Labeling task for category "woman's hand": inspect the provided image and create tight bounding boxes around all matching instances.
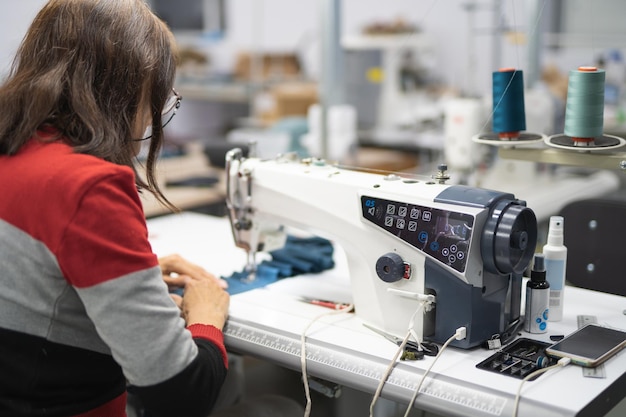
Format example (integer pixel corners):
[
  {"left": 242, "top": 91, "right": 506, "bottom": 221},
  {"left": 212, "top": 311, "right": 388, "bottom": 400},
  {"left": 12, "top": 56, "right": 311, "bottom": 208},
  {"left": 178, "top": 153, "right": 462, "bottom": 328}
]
[
  {"left": 159, "top": 254, "right": 228, "bottom": 290},
  {"left": 182, "top": 277, "right": 230, "bottom": 330},
  {"left": 158, "top": 254, "right": 230, "bottom": 329}
]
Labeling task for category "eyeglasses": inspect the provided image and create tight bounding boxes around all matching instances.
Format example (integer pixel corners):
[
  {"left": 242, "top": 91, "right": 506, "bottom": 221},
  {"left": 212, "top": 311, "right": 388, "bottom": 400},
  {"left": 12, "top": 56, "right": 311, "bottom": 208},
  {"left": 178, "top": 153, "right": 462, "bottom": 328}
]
[{"left": 135, "top": 88, "right": 182, "bottom": 141}]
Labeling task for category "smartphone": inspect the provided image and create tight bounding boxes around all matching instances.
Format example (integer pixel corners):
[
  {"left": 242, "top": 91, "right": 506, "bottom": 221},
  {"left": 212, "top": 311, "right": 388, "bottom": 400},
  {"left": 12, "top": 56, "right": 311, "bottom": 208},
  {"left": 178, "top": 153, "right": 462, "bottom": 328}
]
[{"left": 545, "top": 324, "right": 626, "bottom": 367}]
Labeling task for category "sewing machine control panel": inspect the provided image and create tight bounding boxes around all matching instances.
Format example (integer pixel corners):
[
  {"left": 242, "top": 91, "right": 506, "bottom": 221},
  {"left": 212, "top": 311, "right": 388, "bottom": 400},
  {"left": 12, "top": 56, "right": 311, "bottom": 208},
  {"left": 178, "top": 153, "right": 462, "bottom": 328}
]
[{"left": 361, "top": 195, "right": 474, "bottom": 273}]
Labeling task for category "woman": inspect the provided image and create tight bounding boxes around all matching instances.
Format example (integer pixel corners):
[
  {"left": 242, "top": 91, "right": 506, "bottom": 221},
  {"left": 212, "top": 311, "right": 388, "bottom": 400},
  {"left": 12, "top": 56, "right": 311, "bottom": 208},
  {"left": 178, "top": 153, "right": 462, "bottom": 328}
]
[{"left": 0, "top": 1, "right": 230, "bottom": 416}]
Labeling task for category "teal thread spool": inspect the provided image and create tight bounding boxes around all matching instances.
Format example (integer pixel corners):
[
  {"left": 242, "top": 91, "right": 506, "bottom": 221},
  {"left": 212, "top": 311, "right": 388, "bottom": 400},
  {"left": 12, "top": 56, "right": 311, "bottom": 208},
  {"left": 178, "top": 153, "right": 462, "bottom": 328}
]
[
  {"left": 474, "top": 67, "right": 544, "bottom": 146},
  {"left": 564, "top": 66, "right": 605, "bottom": 143},
  {"left": 492, "top": 68, "right": 526, "bottom": 139}
]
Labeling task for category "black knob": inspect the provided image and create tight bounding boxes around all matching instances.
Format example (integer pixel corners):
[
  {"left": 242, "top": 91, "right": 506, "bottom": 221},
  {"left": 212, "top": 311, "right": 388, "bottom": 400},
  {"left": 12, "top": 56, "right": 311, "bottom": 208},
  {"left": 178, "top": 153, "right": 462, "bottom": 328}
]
[
  {"left": 376, "top": 253, "right": 406, "bottom": 283},
  {"left": 510, "top": 230, "right": 528, "bottom": 251}
]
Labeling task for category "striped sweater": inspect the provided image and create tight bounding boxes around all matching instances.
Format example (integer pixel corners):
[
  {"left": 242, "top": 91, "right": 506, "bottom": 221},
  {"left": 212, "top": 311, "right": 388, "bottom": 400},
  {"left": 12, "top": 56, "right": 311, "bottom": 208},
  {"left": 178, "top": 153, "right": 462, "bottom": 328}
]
[{"left": 0, "top": 136, "right": 228, "bottom": 417}]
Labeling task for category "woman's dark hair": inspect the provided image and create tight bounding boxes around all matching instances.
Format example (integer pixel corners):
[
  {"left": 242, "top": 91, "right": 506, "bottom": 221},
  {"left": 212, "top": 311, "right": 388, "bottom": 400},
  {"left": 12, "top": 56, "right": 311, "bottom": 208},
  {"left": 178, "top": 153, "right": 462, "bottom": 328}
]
[{"left": 0, "top": 0, "right": 178, "bottom": 209}]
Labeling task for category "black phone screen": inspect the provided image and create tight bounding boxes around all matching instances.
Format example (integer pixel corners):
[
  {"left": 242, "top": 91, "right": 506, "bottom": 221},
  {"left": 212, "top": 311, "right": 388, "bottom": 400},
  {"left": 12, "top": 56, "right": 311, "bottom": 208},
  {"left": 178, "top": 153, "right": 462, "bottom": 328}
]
[{"left": 548, "top": 324, "right": 626, "bottom": 361}]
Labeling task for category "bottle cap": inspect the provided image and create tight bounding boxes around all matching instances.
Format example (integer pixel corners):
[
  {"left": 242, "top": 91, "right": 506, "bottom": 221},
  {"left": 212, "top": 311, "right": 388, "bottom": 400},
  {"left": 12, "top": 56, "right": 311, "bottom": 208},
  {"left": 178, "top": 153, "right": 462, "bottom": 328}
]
[{"left": 531, "top": 253, "right": 547, "bottom": 282}]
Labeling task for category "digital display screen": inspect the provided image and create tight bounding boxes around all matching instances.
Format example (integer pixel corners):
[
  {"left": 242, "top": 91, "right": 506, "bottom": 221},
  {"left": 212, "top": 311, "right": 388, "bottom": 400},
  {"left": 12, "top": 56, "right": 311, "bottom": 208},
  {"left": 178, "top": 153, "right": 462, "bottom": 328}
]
[{"left": 361, "top": 195, "right": 474, "bottom": 273}]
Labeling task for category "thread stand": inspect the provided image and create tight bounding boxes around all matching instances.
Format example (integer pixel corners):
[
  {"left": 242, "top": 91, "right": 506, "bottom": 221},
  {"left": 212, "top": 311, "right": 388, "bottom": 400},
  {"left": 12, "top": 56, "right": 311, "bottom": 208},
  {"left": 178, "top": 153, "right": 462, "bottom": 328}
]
[
  {"left": 499, "top": 66, "right": 626, "bottom": 171},
  {"left": 545, "top": 133, "right": 626, "bottom": 152},
  {"left": 498, "top": 146, "right": 626, "bottom": 172},
  {"left": 473, "top": 131, "right": 545, "bottom": 147}
]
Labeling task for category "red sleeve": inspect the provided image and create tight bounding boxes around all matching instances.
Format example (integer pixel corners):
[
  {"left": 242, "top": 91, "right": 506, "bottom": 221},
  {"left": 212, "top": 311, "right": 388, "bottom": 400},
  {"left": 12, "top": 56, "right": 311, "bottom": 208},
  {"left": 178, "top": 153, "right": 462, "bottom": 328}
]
[{"left": 187, "top": 324, "right": 229, "bottom": 369}]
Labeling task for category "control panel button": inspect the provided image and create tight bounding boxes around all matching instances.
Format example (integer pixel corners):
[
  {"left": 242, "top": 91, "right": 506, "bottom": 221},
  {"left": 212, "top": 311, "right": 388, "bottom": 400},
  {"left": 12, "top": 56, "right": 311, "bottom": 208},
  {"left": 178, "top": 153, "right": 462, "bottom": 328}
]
[{"left": 361, "top": 196, "right": 474, "bottom": 273}]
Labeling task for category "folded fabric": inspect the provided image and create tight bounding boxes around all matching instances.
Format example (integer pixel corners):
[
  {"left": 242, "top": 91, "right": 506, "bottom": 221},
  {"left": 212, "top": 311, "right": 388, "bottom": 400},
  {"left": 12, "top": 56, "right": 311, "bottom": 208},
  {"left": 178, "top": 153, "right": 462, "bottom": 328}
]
[
  {"left": 222, "top": 264, "right": 281, "bottom": 295},
  {"left": 222, "top": 234, "right": 335, "bottom": 295}
]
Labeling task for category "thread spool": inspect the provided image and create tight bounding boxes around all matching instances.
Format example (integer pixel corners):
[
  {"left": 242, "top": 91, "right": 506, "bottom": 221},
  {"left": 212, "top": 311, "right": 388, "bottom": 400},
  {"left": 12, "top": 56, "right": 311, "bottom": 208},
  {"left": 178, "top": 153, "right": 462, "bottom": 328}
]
[
  {"left": 493, "top": 68, "right": 526, "bottom": 140},
  {"left": 473, "top": 68, "right": 544, "bottom": 146},
  {"left": 545, "top": 66, "right": 625, "bottom": 151},
  {"left": 565, "top": 66, "right": 605, "bottom": 145}
]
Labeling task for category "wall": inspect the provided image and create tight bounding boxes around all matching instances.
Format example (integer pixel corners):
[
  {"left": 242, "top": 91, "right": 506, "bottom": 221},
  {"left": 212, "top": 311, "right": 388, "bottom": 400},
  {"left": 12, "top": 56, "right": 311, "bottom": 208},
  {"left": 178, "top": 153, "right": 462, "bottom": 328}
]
[
  {"left": 0, "top": 0, "right": 500, "bottom": 96},
  {"left": 3, "top": 1, "right": 624, "bottom": 103},
  {"left": 0, "top": 0, "right": 46, "bottom": 78},
  {"left": 174, "top": 0, "right": 537, "bottom": 97}
]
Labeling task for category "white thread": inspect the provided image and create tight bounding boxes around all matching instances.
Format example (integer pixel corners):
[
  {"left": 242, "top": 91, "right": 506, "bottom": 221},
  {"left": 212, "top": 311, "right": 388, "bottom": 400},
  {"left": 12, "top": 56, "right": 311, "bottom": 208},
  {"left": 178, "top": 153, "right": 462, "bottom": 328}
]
[
  {"left": 300, "top": 303, "right": 354, "bottom": 417},
  {"left": 479, "top": 0, "right": 549, "bottom": 135}
]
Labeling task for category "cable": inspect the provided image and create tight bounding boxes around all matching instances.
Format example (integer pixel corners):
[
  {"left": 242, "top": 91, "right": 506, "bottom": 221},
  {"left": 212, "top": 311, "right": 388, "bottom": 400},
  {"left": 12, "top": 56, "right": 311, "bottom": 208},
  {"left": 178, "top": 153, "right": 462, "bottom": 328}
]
[
  {"left": 512, "top": 357, "right": 571, "bottom": 417},
  {"left": 300, "top": 303, "right": 354, "bottom": 417},
  {"left": 368, "top": 301, "right": 430, "bottom": 417},
  {"left": 369, "top": 329, "right": 413, "bottom": 417},
  {"left": 403, "top": 327, "right": 467, "bottom": 417}
]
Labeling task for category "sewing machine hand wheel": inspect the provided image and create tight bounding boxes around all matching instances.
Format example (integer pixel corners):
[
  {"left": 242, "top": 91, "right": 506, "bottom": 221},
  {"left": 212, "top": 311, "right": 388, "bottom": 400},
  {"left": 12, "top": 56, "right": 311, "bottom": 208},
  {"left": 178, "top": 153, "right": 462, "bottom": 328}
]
[{"left": 481, "top": 200, "right": 537, "bottom": 275}]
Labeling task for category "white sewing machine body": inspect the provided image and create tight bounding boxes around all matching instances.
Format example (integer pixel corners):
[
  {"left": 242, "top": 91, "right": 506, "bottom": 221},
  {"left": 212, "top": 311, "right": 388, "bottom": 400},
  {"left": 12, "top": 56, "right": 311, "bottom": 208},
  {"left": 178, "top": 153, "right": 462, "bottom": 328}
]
[{"left": 226, "top": 150, "right": 537, "bottom": 348}]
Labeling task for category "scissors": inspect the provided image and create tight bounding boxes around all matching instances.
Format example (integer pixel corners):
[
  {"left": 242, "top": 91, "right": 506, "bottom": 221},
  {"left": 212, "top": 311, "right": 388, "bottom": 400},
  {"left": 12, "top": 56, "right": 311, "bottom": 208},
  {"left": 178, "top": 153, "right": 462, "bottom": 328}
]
[{"left": 363, "top": 323, "right": 439, "bottom": 360}]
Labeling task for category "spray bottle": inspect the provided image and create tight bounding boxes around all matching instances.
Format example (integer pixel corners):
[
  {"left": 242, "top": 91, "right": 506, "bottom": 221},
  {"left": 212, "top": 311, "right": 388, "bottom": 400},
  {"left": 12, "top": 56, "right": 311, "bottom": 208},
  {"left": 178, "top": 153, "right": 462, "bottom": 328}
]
[
  {"left": 524, "top": 254, "right": 550, "bottom": 333},
  {"left": 543, "top": 216, "right": 567, "bottom": 321}
]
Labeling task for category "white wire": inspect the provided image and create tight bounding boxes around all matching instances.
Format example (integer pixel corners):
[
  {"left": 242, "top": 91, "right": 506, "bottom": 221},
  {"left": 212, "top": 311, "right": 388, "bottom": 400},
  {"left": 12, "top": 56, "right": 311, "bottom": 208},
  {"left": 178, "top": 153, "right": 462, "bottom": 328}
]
[
  {"left": 512, "top": 357, "right": 571, "bottom": 417},
  {"left": 368, "top": 301, "right": 428, "bottom": 417},
  {"left": 300, "top": 303, "right": 354, "bottom": 417},
  {"left": 369, "top": 330, "right": 412, "bottom": 417},
  {"left": 402, "top": 331, "right": 459, "bottom": 417}
]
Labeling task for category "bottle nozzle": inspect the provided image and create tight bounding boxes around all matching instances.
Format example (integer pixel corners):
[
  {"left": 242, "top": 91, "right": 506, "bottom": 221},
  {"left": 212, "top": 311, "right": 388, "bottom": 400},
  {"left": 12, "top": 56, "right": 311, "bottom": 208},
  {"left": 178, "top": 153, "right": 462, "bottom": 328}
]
[
  {"left": 547, "top": 216, "right": 564, "bottom": 246},
  {"left": 531, "top": 253, "right": 546, "bottom": 282},
  {"left": 533, "top": 253, "right": 545, "bottom": 272}
]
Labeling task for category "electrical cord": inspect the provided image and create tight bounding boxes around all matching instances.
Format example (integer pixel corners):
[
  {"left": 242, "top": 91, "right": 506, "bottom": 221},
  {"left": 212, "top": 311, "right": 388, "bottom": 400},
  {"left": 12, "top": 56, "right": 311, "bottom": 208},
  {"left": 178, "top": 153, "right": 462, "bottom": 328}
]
[
  {"left": 369, "top": 330, "right": 413, "bottom": 417},
  {"left": 512, "top": 357, "right": 571, "bottom": 417},
  {"left": 300, "top": 303, "right": 354, "bottom": 417},
  {"left": 369, "top": 301, "right": 430, "bottom": 417},
  {"left": 483, "top": 318, "right": 524, "bottom": 350},
  {"left": 403, "top": 326, "right": 467, "bottom": 417}
]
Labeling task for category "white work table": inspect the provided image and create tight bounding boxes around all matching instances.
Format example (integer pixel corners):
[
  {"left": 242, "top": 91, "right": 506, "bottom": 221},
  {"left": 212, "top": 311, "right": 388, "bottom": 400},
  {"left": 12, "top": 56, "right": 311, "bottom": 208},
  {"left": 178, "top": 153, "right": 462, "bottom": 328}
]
[{"left": 147, "top": 212, "right": 626, "bottom": 417}]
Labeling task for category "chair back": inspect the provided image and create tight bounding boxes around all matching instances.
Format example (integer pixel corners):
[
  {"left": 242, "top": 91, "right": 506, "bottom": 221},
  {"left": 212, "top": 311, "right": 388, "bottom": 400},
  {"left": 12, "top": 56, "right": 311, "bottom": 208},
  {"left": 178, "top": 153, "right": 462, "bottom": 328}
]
[{"left": 559, "top": 198, "right": 626, "bottom": 297}]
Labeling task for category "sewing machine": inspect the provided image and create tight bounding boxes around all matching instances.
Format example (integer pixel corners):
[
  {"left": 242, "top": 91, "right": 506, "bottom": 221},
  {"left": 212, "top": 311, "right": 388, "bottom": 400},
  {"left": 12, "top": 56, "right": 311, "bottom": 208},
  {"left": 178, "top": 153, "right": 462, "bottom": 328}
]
[{"left": 225, "top": 149, "right": 537, "bottom": 348}]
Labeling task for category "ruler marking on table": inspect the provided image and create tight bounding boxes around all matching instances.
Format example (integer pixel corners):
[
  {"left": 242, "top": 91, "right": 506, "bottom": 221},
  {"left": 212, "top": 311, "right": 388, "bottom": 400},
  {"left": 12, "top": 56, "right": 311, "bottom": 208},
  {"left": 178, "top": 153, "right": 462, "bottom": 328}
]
[{"left": 225, "top": 318, "right": 506, "bottom": 415}]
